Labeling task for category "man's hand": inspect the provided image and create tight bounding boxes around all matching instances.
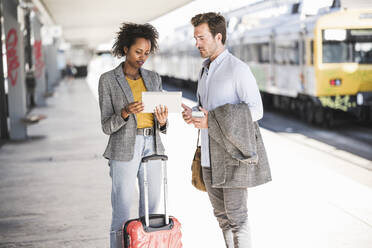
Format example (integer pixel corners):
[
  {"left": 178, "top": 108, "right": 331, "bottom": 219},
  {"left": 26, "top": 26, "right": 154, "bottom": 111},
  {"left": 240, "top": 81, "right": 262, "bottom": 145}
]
[
  {"left": 155, "top": 105, "right": 168, "bottom": 127},
  {"left": 181, "top": 103, "right": 193, "bottom": 124},
  {"left": 192, "top": 107, "right": 208, "bottom": 129}
]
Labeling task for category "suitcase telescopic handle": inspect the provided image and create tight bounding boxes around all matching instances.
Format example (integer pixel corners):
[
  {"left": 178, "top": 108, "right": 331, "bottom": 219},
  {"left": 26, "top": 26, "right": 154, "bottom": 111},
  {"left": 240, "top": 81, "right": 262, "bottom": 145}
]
[
  {"left": 141, "top": 154, "right": 168, "bottom": 163},
  {"left": 142, "top": 154, "right": 169, "bottom": 227}
]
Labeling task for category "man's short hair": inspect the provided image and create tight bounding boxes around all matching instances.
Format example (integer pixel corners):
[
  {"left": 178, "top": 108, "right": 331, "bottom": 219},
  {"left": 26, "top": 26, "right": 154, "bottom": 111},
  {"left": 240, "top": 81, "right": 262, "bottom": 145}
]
[{"left": 191, "top": 12, "right": 226, "bottom": 44}]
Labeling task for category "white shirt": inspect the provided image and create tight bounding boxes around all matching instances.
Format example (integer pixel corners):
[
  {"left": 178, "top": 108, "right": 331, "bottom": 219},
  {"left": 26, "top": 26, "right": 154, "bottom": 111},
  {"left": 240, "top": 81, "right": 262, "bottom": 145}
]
[{"left": 197, "top": 49, "right": 263, "bottom": 167}]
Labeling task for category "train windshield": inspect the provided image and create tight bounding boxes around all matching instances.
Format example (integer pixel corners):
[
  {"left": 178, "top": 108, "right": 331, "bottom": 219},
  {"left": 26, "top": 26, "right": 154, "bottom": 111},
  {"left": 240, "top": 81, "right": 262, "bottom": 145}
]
[{"left": 322, "top": 29, "right": 372, "bottom": 64}]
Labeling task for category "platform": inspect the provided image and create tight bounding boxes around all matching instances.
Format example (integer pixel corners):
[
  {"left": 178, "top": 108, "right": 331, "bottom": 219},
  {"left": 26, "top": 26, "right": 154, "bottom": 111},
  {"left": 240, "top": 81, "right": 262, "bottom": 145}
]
[{"left": 0, "top": 78, "right": 371, "bottom": 248}]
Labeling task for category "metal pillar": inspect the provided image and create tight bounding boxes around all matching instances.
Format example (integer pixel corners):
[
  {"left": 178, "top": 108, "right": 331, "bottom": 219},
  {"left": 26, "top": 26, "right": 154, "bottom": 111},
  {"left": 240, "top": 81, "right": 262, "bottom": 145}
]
[
  {"left": 0, "top": 0, "right": 9, "bottom": 139},
  {"left": 32, "top": 15, "right": 46, "bottom": 106},
  {"left": 45, "top": 43, "right": 59, "bottom": 93},
  {"left": 44, "top": 44, "right": 54, "bottom": 93},
  {"left": 24, "top": 9, "right": 32, "bottom": 69},
  {"left": 24, "top": 8, "right": 36, "bottom": 109},
  {"left": 3, "top": 0, "right": 27, "bottom": 140}
]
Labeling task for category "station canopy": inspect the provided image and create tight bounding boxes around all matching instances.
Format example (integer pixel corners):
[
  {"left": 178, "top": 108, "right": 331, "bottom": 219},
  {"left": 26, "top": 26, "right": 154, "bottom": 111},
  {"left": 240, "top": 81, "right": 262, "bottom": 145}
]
[{"left": 32, "top": 0, "right": 193, "bottom": 48}]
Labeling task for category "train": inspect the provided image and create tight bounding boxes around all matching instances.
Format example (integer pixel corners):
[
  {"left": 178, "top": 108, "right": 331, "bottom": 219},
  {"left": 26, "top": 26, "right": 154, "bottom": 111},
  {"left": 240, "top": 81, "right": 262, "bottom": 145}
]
[{"left": 146, "top": 0, "right": 372, "bottom": 126}]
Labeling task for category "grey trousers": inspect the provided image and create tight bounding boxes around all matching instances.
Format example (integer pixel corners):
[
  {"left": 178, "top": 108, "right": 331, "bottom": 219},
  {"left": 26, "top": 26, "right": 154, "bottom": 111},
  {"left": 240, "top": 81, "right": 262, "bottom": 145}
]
[{"left": 202, "top": 167, "right": 251, "bottom": 248}]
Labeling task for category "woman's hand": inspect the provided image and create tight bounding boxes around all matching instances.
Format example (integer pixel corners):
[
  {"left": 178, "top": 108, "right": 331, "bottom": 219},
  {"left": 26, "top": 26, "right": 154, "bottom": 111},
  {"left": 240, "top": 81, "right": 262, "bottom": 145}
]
[
  {"left": 155, "top": 105, "right": 168, "bottom": 127},
  {"left": 121, "top": 101, "right": 144, "bottom": 119}
]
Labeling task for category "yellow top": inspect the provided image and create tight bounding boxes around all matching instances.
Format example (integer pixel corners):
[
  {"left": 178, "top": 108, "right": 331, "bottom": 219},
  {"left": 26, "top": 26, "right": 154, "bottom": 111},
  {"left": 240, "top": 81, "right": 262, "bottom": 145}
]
[{"left": 126, "top": 77, "right": 154, "bottom": 128}]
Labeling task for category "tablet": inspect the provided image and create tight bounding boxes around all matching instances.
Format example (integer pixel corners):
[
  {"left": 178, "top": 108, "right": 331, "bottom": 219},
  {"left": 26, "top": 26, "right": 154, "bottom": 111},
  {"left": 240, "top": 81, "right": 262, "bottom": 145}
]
[{"left": 142, "top": 91, "right": 182, "bottom": 113}]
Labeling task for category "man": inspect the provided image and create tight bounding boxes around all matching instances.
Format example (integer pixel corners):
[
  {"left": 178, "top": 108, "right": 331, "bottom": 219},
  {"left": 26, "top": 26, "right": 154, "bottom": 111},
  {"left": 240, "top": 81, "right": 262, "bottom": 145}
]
[{"left": 182, "top": 12, "right": 271, "bottom": 248}]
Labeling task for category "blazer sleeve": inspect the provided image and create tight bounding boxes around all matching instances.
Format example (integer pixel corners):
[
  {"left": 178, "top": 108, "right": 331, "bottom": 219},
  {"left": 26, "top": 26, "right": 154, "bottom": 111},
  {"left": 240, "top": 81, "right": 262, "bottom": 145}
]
[
  {"left": 155, "top": 72, "right": 168, "bottom": 134},
  {"left": 98, "top": 74, "right": 128, "bottom": 135}
]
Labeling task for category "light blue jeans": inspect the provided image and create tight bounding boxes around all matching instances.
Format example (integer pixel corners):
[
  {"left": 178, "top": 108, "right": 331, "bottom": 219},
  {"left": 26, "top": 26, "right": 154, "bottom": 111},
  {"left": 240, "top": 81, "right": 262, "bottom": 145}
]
[{"left": 109, "top": 135, "right": 162, "bottom": 248}]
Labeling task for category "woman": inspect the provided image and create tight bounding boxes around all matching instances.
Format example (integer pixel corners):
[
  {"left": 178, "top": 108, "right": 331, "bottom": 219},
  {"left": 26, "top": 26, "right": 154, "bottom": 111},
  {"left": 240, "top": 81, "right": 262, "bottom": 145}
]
[{"left": 98, "top": 23, "right": 168, "bottom": 248}]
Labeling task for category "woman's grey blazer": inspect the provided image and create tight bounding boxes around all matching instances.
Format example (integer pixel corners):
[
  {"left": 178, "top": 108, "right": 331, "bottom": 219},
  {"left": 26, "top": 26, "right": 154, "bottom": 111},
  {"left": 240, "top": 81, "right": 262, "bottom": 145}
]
[{"left": 98, "top": 62, "right": 167, "bottom": 161}]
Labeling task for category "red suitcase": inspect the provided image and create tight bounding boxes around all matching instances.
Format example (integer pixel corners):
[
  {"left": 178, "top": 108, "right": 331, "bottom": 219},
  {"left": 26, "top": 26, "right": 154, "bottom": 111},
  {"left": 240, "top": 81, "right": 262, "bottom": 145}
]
[{"left": 123, "top": 155, "right": 182, "bottom": 248}]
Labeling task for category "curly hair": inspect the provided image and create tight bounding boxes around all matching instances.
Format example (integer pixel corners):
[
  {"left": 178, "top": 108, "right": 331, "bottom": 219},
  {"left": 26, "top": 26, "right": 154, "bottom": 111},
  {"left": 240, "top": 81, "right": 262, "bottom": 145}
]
[
  {"left": 191, "top": 12, "right": 226, "bottom": 44},
  {"left": 112, "top": 23, "right": 159, "bottom": 58}
]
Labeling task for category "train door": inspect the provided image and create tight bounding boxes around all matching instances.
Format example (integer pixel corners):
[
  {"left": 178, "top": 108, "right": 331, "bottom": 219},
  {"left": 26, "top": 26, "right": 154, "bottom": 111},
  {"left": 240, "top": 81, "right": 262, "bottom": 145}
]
[
  {"left": 269, "top": 33, "right": 275, "bottom": 88},
  {"left": 299, "top": 32, "right": 306, "bottom": 94},
  {"left": 273, "top": 34, "right": 301, "bottom": 97},
  {"left": 304, "top": 38, "right": 316, "bottom": 96}
]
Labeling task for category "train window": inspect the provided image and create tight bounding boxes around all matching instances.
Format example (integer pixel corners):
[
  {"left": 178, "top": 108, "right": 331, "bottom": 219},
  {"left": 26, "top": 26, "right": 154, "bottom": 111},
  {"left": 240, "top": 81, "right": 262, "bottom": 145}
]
[
  {"left": 239, "top": 44, "right": 247, "bottom": 62},
  {"left": 301, "top": 41, "right": 305, "bottom": 65},
  {"left": 236, "top": 43, "right": 269, "bottom": 63},
  {"left": 230, "top": 45, "right": 240, "bottom": 59},
  {"left": 258, "top": 43, "right": 270, "bottom": 63},
  {"left": 246, "top": 44, "right": 260, "bottom": 62},
  {"left": 354, "top": 43, "right": 372, "bottom": 64},
  {"left": 291, "top": 3, "right": 300, "bottom": 14},
  {"left": 322, "top": 41, "right": 349, "bottom": 63},
  {"left": 274, "top": 40, "right": 299, "bottom": 65},
  {"left": 322, "top": 29, "right": 372, "bottom": 64}
]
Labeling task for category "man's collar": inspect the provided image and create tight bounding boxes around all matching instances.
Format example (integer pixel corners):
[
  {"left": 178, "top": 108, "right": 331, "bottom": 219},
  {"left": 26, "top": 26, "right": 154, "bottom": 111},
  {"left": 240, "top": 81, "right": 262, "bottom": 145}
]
[
  {"left": 202, "top": 59, "right": 211, "bottom": 68},
  {"left": 202, "top": 49, "right": 229, "bottom": 68},
  {"left": 213, "top": 49, "right": 229, "bottom": 65}
]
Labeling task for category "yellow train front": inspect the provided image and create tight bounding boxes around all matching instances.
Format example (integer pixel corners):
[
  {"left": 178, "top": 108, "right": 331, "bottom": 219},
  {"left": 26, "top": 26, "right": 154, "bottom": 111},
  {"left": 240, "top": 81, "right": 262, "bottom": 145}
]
[
  {"left": 232, "top": 7, "right": 372, "bottom": 126},
  {"left": 315, "top": 9, "right": 372, "bottom": 124}
]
